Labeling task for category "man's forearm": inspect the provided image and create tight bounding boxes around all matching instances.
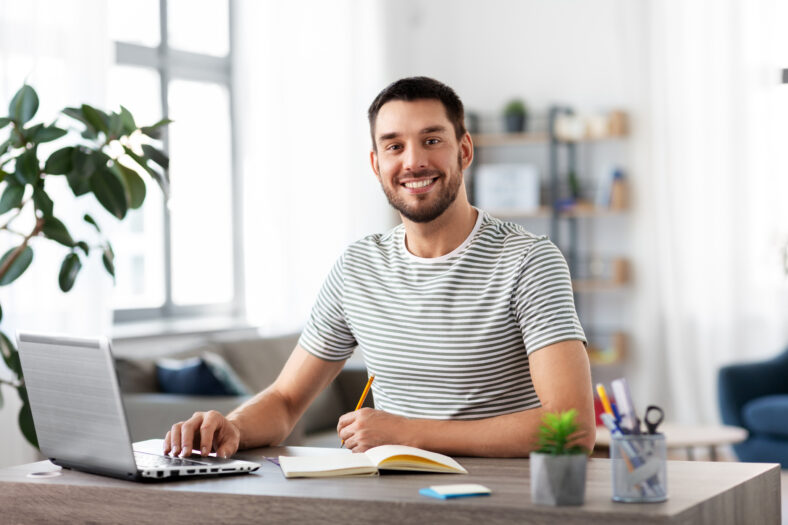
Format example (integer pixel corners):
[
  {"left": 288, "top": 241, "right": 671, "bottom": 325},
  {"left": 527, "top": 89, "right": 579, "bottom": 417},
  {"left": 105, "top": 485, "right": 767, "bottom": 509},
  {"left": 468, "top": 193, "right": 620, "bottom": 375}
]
[
  {"left": 226, "top": 387, "right": 297, "bottom": 449},
  {"left": 403, "top": 404, "right": 595, "bottom": 457}
]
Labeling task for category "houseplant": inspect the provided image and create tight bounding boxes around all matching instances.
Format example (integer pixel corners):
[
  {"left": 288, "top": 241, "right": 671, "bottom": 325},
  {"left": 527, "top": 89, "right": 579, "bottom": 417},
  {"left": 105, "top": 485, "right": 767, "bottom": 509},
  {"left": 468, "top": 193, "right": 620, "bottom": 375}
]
[
  {"left": 503, "top": 98, "right": 528, "bottom": 133},
  {"left": 0, "top": 84, "right": 171, "bottom": 448},
  {"left": 530, "top": 408, "right": 589, "bottom": 506}
]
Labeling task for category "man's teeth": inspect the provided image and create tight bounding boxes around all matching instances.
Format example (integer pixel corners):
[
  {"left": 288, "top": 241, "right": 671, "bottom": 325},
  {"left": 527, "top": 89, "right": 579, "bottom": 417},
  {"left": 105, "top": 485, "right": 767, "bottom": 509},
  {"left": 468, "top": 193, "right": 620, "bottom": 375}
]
[{"left": 404, "top": 179, "right": 434, "bottom": 189}]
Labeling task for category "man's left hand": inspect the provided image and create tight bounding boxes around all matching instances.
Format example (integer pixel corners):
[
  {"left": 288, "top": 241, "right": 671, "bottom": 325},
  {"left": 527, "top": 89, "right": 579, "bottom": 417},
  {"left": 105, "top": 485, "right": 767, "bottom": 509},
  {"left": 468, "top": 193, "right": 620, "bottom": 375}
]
[{"left": 337, "top": 408, "right": 411, "bottom": 452}]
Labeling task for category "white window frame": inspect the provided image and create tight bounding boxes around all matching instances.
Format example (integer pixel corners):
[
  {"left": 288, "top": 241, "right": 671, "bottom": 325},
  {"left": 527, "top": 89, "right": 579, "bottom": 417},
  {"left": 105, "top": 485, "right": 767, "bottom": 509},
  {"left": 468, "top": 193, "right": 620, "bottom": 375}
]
[{"left": 112, "top": 0, "right": 245, "bottom": 324}]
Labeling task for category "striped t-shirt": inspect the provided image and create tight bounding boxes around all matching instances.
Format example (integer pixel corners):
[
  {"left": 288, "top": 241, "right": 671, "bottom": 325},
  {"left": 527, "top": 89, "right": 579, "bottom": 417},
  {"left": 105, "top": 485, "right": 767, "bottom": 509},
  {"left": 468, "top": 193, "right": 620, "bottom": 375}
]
[{"left": 299, "top": 209, "right": 586, "bottom": 420}]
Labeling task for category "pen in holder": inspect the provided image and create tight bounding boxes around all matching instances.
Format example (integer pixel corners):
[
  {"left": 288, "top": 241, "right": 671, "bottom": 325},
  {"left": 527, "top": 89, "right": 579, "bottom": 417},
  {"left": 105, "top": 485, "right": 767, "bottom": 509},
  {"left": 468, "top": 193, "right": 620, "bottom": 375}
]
[{"left": 610, "top": 433, "right": 667, "bottom": 503}]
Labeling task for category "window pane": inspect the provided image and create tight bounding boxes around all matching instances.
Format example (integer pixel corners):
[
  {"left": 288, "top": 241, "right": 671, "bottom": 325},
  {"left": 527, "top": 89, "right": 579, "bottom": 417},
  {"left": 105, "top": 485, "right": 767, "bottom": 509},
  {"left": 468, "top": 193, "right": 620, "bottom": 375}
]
[
  {"left": 168, "top": 0, "right": 229, "bottom": 56},
  {"left": 108, "top": 0, "right": 160, "bottom": 47},
  {"left": 168, "top": 80, "right": 233, "bottom": 305},
  {"left": 106, "top": 65, "right": 166, "bottom": 309}
]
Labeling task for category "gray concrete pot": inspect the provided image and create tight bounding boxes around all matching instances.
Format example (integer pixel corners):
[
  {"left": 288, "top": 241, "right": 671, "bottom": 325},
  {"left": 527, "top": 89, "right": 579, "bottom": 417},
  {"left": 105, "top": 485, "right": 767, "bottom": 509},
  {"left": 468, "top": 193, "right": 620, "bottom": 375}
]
[{"left": 530, "top": 452, "right": 587, "bottom": 506}]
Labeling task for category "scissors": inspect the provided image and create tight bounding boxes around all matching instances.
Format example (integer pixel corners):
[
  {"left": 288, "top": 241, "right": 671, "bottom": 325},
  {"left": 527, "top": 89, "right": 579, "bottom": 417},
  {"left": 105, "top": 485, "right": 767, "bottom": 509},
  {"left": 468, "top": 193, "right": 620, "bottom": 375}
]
[{"left": 643, "top": 405, "right": 665, "bottom": 434}]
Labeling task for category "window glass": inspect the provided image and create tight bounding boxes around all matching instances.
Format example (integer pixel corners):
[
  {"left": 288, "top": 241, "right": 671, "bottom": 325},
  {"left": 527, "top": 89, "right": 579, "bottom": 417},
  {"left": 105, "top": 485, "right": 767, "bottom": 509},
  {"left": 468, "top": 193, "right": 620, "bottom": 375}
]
[
  {"left": 106, "top": 65, "right": 166, "bottom": 309},
  {"left": 168, "top": 0, "right": 229, "bottom": 56},
  {"left": 168, "top": 79, "right": 233, "bottom": 305}
]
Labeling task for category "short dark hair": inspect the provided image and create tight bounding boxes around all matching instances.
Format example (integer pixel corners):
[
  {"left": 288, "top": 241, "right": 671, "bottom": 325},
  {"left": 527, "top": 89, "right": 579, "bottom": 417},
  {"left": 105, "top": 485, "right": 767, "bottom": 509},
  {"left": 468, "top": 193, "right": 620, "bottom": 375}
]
[{"left": 367, "top": 76, "right": 466, "bottom": 151}]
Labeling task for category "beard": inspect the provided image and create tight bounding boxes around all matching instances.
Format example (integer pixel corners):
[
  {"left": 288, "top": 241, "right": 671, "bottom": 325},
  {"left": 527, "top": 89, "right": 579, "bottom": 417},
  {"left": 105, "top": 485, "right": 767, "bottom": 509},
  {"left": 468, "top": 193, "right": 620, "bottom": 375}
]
[{"left": 378, "top": 153, "right": 464, "bottom": 223}]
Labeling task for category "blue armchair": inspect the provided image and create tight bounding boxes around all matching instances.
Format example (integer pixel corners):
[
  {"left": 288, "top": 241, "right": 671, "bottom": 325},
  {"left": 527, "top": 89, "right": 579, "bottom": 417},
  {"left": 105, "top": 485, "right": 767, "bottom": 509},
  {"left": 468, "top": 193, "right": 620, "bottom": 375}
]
[{"left": 718, "top": 346, "right": 788, "bottom": 467}]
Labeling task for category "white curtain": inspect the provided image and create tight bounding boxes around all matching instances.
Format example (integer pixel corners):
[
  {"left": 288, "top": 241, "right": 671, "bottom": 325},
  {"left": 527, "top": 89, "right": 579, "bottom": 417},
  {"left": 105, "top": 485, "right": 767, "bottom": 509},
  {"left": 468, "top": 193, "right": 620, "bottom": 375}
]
[
  {"left": 234, "top": 0, "right": 395, "bottom": 334},
  {"left": 0, "top": 0, "right": 110, "bottom": 467},
  {"left": 630, "top": 0, "right": 788, "bottom": 423}
]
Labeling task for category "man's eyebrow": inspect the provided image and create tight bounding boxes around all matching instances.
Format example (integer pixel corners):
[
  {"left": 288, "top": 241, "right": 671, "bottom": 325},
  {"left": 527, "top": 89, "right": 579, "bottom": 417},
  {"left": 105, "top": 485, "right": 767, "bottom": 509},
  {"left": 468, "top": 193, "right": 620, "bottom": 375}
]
[
  {"left": 420, "top": 125, "right": 448, "bottom": 134},
  {"left": 377, "top": 131, "right": 400, "bottom": 142}
]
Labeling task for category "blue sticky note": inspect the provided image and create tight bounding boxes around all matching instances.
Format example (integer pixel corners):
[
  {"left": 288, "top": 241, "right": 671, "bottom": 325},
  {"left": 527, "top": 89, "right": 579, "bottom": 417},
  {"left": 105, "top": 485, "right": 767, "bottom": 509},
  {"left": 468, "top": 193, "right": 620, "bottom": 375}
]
[{"left": 419, "top": 484, "right": 492, "bottom": 499}]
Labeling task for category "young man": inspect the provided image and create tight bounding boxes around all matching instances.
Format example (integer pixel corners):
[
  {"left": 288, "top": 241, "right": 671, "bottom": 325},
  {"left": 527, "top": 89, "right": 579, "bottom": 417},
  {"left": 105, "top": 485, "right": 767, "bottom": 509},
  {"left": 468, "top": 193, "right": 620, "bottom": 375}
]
[{"left": 164, "top": 77, "right": 594, "bottom": 458}]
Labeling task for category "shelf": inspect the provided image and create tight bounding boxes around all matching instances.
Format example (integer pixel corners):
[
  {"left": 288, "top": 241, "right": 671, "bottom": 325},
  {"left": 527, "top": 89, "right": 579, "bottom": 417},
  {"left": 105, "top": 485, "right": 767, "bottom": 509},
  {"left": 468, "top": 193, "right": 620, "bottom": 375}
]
[
  {"left": 587, "top": 332, "right": 627, "bottom": 365},
  {"left": 472, "top": 132, "right": 550, "bottom": 147},
  {"left": 487, "top": 204, "right": 627, "bottom": 220},
  {"left": 572, "top": 279, "right": 628, "bottom": 293},
  {"left": 472, "top": 131, "right": 626, "bottom": 147}
]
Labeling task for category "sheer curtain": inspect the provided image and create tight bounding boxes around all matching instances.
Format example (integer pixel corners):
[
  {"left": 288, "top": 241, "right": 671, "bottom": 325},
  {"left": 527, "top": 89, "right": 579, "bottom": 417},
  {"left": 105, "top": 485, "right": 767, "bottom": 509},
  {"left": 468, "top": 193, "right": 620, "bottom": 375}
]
[
  {"left": 234, "top": 0, "right": 395, "bottom": 334},
  {"left": 0, "top": 0, "right": 110, "bottom": 467},
  {"left": 630, "top": 0, "right": 788, "bottom": 423}
]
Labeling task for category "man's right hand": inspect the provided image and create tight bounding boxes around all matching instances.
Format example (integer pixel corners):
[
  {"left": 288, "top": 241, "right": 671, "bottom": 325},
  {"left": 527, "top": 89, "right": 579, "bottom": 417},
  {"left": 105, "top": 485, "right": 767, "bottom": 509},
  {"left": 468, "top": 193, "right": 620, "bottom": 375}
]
[{"left": 163, "top": 410, "right": 241, "bottom": 458}]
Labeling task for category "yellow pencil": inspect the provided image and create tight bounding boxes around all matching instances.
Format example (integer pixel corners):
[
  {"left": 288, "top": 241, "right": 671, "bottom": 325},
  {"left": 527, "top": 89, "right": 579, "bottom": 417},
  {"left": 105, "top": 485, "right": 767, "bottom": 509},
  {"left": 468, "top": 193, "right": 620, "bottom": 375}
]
[
  {"left": 341, "top": 375, "right": 375, "bottom": 447},
  {"left": 354, "top": 375, "right": 375, "bottom": 411},
  {"left": 596, "top": 383, "right": 614, "bottom": 417}
]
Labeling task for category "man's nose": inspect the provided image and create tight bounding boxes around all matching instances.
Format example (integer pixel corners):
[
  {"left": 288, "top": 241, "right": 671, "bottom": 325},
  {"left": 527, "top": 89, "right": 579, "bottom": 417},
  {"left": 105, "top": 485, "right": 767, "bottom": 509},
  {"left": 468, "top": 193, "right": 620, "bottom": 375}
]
[{"left": 402, "top": 145, "right": 428, "bottom": 172}]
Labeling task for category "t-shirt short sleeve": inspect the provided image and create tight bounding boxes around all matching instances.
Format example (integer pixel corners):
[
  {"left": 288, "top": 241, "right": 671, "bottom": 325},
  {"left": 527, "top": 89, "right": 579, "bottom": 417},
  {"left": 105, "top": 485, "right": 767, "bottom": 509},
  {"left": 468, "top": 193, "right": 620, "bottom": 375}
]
[
  {"left": 298, "top": 254, "right": 357, "bottom": 361},
  {"left": 513, "top": 238, "right": 587, "bottom": 354}
]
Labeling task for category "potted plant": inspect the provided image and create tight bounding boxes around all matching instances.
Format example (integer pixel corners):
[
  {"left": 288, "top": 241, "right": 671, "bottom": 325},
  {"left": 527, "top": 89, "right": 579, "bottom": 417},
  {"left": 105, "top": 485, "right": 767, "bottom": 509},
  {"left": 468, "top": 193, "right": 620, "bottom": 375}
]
[
  {"left": 530, "top": 408, "right": 589, "bottom": 506},
  {"left": 0, "top": 84, "right": 171, "bottom": 448},
  {"left": 503, "top": 98, "right": 528, "bottom": 133}
]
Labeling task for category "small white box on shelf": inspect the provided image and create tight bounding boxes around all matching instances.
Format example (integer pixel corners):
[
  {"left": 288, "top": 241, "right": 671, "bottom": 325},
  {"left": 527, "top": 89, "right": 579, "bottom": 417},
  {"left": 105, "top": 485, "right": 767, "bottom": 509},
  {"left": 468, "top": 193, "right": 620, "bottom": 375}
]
[{"left": 474, "top": 163, "right": 540, "bottom": 212}]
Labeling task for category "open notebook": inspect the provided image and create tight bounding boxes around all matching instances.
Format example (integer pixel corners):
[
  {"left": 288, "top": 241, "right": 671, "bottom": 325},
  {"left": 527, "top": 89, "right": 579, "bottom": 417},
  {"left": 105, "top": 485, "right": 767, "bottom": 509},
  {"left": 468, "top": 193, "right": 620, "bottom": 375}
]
[{"left": 278, "top": 445, "right": 468, "bottom": 478}]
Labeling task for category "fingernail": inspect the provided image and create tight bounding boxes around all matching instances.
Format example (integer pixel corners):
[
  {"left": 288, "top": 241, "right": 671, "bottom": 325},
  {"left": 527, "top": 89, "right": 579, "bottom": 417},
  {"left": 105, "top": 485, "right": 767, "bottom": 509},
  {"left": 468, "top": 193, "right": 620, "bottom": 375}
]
[{"left": 201, "top": 447, "right": 208, "bottom": 456}]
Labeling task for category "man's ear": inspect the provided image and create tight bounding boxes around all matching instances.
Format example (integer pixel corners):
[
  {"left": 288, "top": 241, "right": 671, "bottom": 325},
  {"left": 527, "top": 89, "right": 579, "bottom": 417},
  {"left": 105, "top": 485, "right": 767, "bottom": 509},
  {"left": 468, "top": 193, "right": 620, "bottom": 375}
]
[
  {"left": 370, "top": 150, "right": 381, "bottom": 181},
  {"left": 460, "top": 132, "right": 474, "bottom": 171}
]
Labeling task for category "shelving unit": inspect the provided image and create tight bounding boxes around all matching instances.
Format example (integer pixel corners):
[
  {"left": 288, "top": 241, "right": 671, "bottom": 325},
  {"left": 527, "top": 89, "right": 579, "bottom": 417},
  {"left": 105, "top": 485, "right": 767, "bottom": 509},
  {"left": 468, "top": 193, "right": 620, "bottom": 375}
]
[{"left": 470, "top": 106, "right": 630, "bottom": 368}]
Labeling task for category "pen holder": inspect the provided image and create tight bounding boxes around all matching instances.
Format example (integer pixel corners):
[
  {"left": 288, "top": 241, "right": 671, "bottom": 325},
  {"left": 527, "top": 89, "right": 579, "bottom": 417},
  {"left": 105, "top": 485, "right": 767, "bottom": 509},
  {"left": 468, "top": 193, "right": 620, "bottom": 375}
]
[{"left": 610, "top": 434, "right": 667, "bottom": 503}]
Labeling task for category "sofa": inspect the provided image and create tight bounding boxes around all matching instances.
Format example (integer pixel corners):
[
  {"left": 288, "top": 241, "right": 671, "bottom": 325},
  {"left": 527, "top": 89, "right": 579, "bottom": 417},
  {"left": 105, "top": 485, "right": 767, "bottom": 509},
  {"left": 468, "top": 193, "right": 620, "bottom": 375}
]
[
  {"left": 718, "top": 346, "right": 788, "bottom": 467},
  {"left": 115, "top": 332, "right": 372, "bottom": 447}
]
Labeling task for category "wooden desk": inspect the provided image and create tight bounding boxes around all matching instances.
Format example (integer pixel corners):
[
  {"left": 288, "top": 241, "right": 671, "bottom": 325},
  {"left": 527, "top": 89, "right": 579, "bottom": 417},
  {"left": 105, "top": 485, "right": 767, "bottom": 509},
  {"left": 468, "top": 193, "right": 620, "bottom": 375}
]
[{"left": 0, "top": 444, "right": 779, "bottom": 524}]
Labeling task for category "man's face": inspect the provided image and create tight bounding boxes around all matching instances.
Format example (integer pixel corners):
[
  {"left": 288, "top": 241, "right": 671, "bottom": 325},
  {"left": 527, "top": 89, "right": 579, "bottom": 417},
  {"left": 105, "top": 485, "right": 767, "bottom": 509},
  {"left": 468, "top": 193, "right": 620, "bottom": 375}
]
[{"left": 370, "top": 99, "right": 472, "bottom": 223}]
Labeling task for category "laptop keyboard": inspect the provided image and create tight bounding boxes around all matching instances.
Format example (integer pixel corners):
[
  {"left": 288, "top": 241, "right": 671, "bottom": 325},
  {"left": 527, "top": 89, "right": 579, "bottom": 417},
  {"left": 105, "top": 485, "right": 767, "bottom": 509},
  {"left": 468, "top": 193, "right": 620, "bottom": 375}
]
[{"left": 134, "top": 451, "right": 209, "bottom": 469}]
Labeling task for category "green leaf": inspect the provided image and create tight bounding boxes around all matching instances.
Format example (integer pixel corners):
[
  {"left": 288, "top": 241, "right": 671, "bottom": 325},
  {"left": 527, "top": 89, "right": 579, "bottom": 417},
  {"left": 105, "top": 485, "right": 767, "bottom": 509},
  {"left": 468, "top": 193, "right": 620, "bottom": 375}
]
[
  {"left": 41, "top": 216, "right": 75, "bottom": 247},
  {"left": 62, "top": 107, "right": 97, "bottom": 139},
  {"left": 113, "top": 162, "right": 146, "bottom": 209},
  {"left": 22, "top": 123, "right": 43, "bottom": 143},
  {"left": 0, "top": 117, "right": 11, "bottom": 129},
  {"left": 0, "top": 245, "right": 33, "bottom": 286},
  {"left": 17, "top": 386, "right": 38, "bottom": 448},
  {"left": 32, "top": 186, "right": 54, "bottom": 217},
  {"left": 58, "top": 252, "right": 82, "bottom": 292},
  {"left": 140, "top": 117, "right": 173, "bottom": 139},
  {"left": 33, "top": 125, "right": 67, "bottom": 144},
  {"left": 13, "top": 146, "right": 39, "bottom": 185},
  {"left": 0, "top": 184, "right": 24, "bottom": 215},
  {"left": 8, "top": 85, "right": 39, "bottom": 125},
  {"left": 0, "top": 331, "right": 20, "bottom": 376},
  {"left": 0, "top": 138, "right": 11, "bottom": 157},
  {"left": 75, "top": 241, "right": 90, "bottom": 256},
  {"left": 83, "top": 213, "right": 101, "bottom": 233},
  {"left": 44, "top": 146, "right": 75, "bottom": 174},
  {"left": 0, "top": 302, "right": 3, "bottom": 322},
  {"left": 141, "top": 144, "right": 169, "bottom": 170},
  {"left": 80, "top": 104, "right": 108, "bottom": 134},
  {"left": 66, "top": 148, "right": 96, "bottom": 196},
  {"left": 103, "top": 243, "right": 115, "bottom": 280},
  {"left": 90, "top": 166, "right": 128, "bottom": 219},
  {"left": 119, "top": 105, "right": 136, "bottom": 134},
  {"left": 123, "top": 145, "right": 168, "bottom": 195}
]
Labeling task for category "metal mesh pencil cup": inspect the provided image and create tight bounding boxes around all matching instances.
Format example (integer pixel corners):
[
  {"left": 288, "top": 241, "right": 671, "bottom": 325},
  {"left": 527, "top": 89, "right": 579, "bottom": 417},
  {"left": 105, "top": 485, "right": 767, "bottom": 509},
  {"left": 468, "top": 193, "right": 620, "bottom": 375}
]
[{"left": 610, "top": 433, "right": 668, "bottom": 503}]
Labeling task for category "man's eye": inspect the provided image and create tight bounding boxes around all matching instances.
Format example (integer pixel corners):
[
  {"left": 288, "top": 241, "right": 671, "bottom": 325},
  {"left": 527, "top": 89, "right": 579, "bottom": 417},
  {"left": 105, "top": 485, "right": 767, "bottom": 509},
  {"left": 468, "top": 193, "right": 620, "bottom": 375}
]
[
  {"left": 425, "top": 138, "right": 440, "bottom": 145},
  {"left": 386, "top": 144, "right": 402, "bottom": 151}
]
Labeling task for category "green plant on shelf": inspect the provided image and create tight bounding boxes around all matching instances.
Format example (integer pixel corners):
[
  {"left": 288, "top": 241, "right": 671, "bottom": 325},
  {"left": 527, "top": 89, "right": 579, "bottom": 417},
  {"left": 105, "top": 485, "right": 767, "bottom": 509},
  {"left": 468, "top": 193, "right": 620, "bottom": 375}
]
[{"left": 0, "top": 84, "right": 171, "bottom": 447}]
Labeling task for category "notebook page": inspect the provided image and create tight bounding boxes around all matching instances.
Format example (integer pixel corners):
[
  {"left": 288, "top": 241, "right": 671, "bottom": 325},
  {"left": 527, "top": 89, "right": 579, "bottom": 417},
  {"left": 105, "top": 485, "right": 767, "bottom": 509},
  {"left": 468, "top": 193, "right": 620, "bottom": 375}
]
[
  {"left": 364, "top": 445, "right": 467, "bottom": 473},
  {"left": 278, "top": 452, "right": 377, "bottom": 478}
]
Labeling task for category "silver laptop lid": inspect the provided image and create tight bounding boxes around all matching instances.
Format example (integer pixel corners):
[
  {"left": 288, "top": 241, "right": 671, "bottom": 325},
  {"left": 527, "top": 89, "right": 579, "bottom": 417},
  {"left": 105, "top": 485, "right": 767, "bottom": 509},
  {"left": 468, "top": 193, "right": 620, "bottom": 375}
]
[{"left": 16, "top": 331, "right": 137, "bottom": 474}]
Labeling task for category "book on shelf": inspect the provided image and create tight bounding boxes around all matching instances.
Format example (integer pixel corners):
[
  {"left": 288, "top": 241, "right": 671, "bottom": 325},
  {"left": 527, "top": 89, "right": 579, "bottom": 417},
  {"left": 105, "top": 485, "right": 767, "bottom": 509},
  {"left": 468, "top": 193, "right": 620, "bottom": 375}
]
[{"left": 278, "top": 445, "right": 468, "bottom": 478}]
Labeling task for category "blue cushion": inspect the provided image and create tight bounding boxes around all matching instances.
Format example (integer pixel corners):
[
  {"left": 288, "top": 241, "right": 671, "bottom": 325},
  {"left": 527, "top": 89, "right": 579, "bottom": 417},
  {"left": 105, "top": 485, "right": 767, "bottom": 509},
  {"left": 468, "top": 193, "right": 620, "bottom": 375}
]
[
  {"left": 742, "top": 395, "right": 788, "bottom": 438},
  {"left": 156, "top": 356, "right": 240, "bottom": 396}
]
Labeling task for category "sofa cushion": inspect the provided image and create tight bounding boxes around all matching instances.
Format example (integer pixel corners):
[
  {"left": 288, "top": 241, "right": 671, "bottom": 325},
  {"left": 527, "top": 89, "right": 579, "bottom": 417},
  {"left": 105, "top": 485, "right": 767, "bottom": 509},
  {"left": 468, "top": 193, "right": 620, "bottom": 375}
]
[
  {"left": 216, "top": 334, "right": 299, "bottom": 392},
  {"left": 156, "top": 353, "right": 249, "bottom": 396},
  {"left": 742, "top": 395, "right": 788, "bottom": 438},
  {"left": 115, "top": 343, "right": 227, "bottom": 394}
]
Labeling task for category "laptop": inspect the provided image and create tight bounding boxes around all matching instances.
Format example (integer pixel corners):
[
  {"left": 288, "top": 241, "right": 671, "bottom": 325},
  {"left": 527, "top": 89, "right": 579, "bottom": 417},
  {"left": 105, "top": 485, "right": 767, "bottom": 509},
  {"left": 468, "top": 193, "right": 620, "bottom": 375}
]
[{"left": 16, "top": 331, "right": 261, "bottom": 481}]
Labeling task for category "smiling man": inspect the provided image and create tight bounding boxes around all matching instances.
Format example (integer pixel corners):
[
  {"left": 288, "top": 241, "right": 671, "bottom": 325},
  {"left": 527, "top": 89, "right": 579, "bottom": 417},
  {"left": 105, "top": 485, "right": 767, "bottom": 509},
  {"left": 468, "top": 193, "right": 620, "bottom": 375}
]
[{"left": 164, "top": 77, "right": 595, "bottom": 459}]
